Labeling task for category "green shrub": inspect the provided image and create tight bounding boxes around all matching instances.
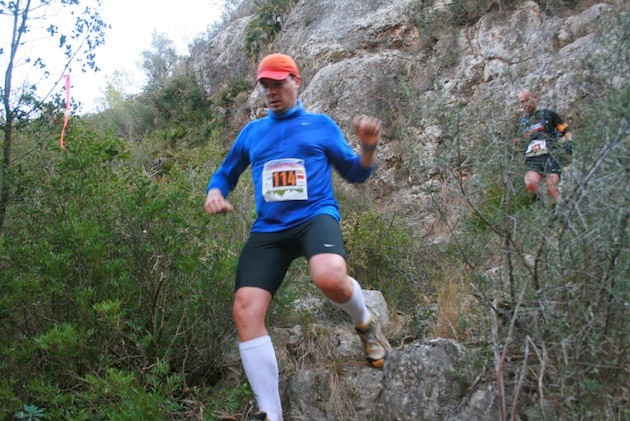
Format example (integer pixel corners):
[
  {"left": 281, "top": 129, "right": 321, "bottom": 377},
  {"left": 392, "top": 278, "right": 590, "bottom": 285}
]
[
  {"left": 342, "top": 209, "right": 420, "bottom": 312},
  {"left": 243, "top": 0, "right": 297, "bottom": 59},
  {"left": 0, "top": 119, "right": 242, "bottom": 415}
]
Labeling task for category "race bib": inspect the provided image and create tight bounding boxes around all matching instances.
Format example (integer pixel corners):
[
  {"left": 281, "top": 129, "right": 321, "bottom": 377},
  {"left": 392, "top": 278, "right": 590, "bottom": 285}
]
[
  {"left": 262, "top": 158, "right": 308, "bottom": 202},
  {"left": 525, "top": 139, "right": 548, "bottom": 157}
]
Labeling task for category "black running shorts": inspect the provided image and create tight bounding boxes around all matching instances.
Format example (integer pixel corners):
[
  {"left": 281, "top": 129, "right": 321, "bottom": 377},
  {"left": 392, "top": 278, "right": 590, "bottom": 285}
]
[
  {"left": 525, "top": 154, "right": 562, "bottom": 178},
  {"left": 235, "top": 214, "right": 346, "bottom": 295}
]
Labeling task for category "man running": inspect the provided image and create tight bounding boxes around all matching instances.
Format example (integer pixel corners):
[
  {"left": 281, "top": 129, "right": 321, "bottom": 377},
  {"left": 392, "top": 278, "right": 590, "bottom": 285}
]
[
  {"left": 204, "top": 53, "right": 391, "bottom": 421},
  {"left": 513, "top": 88, "right": 573, "bottom": 204}
]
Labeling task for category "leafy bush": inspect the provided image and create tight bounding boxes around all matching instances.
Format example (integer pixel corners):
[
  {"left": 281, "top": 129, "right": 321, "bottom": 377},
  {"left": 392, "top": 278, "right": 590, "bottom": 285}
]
[
  {"left": 0, "top": 118, "right": 244, "bottom": 416},
  {"left": 341, "top": 209, "right": 423, "bottom": 312},
  {"left": 243, "top": 0, "right": 297, "bottom": 59}
]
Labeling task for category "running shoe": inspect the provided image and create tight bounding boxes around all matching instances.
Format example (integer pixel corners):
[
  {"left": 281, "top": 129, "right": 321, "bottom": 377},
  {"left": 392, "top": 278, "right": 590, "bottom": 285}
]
[
  {"left": 250, "top": 412, "right": 269, "bottom": 421},
  {"left": 355, "top": 310, "right": 392, "bottom": 368}
]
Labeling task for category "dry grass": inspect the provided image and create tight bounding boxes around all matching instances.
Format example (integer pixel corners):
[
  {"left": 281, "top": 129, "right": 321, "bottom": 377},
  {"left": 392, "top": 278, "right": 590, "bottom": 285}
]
[
  {"left": 432, "top": 266, "right": 472, "bottom": 340},
  {"left": 433, "top": 277, "right": 463, "bottom": 339}
]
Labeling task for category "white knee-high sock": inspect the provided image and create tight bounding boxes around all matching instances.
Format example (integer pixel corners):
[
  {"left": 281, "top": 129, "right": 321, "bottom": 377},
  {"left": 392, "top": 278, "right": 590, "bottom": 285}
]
[
  {"left": 239, "top": 335, "right": 283, "bottom": 421},
  {"left": 330, "top": 277, "right": 371, "bottom": 326}
]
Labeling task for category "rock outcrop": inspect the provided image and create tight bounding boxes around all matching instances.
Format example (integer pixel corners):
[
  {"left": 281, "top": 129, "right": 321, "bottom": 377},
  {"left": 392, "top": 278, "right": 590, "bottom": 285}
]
[{"left": 276, "top": 290, "right": 496, "bottom": 420}]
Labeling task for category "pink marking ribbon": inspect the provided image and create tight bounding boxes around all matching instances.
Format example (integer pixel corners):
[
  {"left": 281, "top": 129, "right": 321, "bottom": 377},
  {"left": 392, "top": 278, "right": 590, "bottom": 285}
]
[{"left": 59, "top": 74, "right": 71, "bottom": 149}]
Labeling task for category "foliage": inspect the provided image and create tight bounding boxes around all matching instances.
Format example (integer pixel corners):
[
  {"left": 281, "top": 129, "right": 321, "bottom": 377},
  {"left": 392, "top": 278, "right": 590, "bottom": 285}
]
[
  {"left": 243, "top": 0, "right": 297, "bottom": 59},
  {"left": 342, "top": 209, "right": 423, "bottom": 312},
  {"left": 214, "top": 78, "right": 253, "bottom": 109},
  {"left": 204, "top": 382, "right": 256, "bottom": 420},
  {"left": 15, "top": 404, "right": 45, "bottom": 421},
  {"left": 90, "top": 32, "right": 219, "bottom": 146},
  {"left": 0, "top": 0, "right": 108, "bottom": 234},
  {"left": 0, "top": 116, "right": 243, "bottom": 417},
  {"left": 408, "top": 0, "right": 487, "bottom": 50},
  {"left": 141, "top": 32, "right": 180, "bottom": 92}
]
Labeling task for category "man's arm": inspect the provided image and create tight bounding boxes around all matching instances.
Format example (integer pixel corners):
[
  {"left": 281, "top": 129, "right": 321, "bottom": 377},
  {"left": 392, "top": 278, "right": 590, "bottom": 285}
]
[
  {"left": 551, "top": 111, "right": 572, "bottom": 142},
  {"left": 204, "top": 188, "right": 235, "bottom": 215},
  {"left": 557, "top": 122, "right": 572, "bottom": 141},
  {"left": 204, "top": 129, "right": 250, "bottom": 215},
  {"left": 353, "top": 115, "right": 381, "bottom": 169}
]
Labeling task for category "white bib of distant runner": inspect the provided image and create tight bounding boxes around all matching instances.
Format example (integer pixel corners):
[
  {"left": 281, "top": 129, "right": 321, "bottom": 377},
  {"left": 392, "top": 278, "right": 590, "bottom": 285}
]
[
  {"left": 525, "top": 139, "right": 548, "bottom": 157},
  {"left": 262, "top": 158, "right": 308, "bottom": 202}
]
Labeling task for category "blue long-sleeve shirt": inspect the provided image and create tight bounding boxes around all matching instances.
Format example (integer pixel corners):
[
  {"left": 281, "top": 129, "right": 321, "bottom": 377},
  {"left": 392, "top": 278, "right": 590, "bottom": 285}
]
[{"left": 206, "top": 101, "right": 374, "bottom": 232}]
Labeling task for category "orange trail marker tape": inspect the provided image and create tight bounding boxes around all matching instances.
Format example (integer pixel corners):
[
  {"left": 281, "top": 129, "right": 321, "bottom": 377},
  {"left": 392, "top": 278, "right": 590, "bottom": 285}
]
[{"left": 59, "top": 74, "right": 71, "bottom": 149}]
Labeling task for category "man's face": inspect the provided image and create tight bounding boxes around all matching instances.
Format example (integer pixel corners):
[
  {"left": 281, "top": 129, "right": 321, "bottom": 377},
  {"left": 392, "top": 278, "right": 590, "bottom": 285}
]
[
  {"left": 519, "top": 92, "right": 537, "bottom": 114},
  {"left": 258, "top": 76, "right": 301, "bottom": 114}
]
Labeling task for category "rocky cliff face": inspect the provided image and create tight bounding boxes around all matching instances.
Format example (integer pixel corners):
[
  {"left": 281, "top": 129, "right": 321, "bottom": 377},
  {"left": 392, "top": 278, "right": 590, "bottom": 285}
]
[
  {"left": 192, "top": 0, "right": 624, "bottom": 418},
  {"left": 194, "top": 0, "right": 619, "bottom": 235}
]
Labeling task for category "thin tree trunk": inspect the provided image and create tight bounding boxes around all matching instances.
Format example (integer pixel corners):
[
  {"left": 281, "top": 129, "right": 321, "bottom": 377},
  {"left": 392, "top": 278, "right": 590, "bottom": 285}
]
[{"left": 0, "top": 126, "right": 11, "bottom": 235}]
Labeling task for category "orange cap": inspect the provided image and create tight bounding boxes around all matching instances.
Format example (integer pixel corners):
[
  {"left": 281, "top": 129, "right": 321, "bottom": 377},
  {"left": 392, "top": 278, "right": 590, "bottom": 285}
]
[{"left": 256, "top": 53, "right": 300, "bottom": 81}]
